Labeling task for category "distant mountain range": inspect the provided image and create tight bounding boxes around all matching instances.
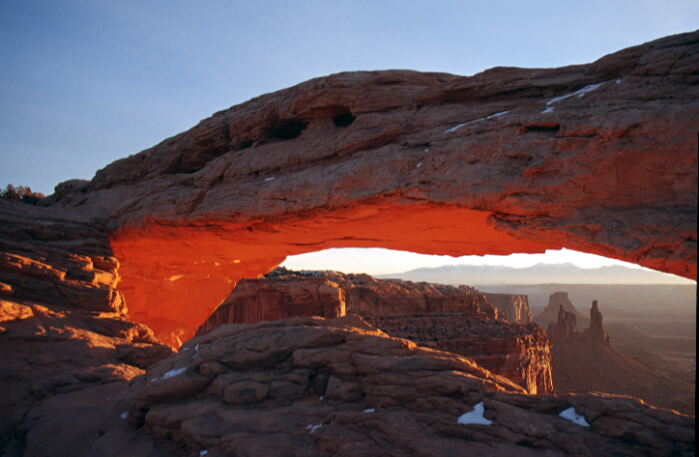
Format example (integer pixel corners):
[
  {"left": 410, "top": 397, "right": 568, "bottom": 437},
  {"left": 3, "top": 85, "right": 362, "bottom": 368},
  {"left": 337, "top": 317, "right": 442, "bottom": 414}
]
[{"left": 378, "top": 262, "right": 695, "bottom": 285}]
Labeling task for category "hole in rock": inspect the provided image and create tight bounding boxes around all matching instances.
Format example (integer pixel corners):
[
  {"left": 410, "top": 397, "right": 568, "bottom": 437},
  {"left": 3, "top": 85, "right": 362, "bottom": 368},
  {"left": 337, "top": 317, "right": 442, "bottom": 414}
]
[
  {"left": 264, "top": 118, "right": 308, "bottom": 140},
  {"left": 522, "top": 124, "right": 561, "bottom": 134},
  {"left": 332, "top": 111, "right": 356, "bottom": 127}
]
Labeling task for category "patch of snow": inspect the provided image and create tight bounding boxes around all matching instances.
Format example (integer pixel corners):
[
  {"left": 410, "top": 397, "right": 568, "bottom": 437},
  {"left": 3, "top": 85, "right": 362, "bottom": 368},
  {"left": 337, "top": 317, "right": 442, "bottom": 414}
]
[
  {"left": 559, "top": 407, "right": 590, "bottom": 427},
  {"left": 363, "top": 408, "right": 375, "bottom": 413},
  {"left": 616, "top": 78, "right": 622, "bottom": 84},
  {"left": 264, "top": 176, "right": 276, "bottom": 182},
  {"left": 416, "top": 162, "right": 422, "bottom": 168},
  {"left": 443, "top": 122, "right": 468, "bottom": 133},
  {"left": 457, "top": 402, "right": 493, "bottom": 426},
  {"left": 120, "top": 411, "right": 128, "bottom": 420},
  {"left": 194, "top": 344, "right": 200, "bottom": 352},
  {"left": 305, "top": 422, "right": 323, "bottom": 433},
  {"left": 151, "top": 366, "right": 187, "bottom": 382},
  {"left": 443, "top": 111, "right": 509, "bottom": 134},
  {"left": 486, "top": 110, "right": 509, "bottom": 119},
  {"left": 541, "top": 106, "right": 555, "bottom": 114},
  {"left": 319, "top": 396, "right": 324, "bottom": 401},
  {"left": 199, "top": 451, "right": 208, "bottom": 456},
  {"left": 423, "top": 147, "right": 429, "bottom": 152},
  {"left": 546, "top": 82, "right": 603, "bottom": 107}
]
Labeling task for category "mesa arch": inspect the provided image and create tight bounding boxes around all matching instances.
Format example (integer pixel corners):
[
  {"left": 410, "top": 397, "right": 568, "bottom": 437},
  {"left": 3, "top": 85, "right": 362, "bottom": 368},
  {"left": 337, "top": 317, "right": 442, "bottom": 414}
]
[{"left": 47, "top": 31, "right": 698, "bottom": 346}]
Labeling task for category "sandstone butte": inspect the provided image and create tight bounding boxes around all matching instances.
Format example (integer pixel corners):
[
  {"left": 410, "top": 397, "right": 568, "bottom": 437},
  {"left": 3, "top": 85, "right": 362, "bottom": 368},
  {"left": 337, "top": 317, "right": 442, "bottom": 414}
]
[
  {"left": 0, "top": 31, "right": 697, "bottom": 457},
  {"left": 38, "top": 30, "right": 698, "bottom": 347}
]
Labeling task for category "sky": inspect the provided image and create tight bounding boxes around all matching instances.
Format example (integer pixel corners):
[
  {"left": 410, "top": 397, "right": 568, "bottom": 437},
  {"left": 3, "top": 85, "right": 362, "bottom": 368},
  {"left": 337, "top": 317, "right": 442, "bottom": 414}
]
[
  {"left": 1, "top": 1, "right": 697, "bottom": 275},
  {"left": 281, "top": 247, "right": 646, "bottom": 275}
]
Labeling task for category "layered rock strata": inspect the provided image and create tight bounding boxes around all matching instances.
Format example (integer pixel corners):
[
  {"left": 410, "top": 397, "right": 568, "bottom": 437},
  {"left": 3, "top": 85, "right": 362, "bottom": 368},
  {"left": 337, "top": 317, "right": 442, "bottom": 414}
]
[
  {"left": 0, "top": 200, "right": 173, "bottom": 454},
  {"left": 124, "top": 316, "right": 693, "bottom": 457},
  {"left": 40, "top": 31, "right": 699, "bottom": 344},
  {"left": 199, "top": 268, "right": 553, "bottom": 394},
  {"left": 482, "top": 293, "right": 532, "bottom": 323}
]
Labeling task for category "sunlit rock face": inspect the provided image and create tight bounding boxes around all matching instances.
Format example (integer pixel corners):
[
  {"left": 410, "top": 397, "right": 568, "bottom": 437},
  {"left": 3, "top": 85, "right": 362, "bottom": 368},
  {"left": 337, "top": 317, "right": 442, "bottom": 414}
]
[
  {"left": 45, "top": 31, "right": 698, "bottom": 345},
  {"left": 0, "top": 199, "right": 174, "bottom": 454},
  {"left": 482, "top": 293, "right": 532, "bottom": 324},
  {"left": 198, "top": 268, "right": 553, "bottom": 394}
]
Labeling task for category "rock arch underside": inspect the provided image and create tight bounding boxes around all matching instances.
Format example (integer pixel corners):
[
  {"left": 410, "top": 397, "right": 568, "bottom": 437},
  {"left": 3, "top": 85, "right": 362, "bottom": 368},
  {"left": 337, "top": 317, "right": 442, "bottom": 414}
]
[
  {"left": 2, "top": 31, "right": 698, "bottom": 457},
  {"left": 44, "top": 31, "right": 698, "bottom": 346}
]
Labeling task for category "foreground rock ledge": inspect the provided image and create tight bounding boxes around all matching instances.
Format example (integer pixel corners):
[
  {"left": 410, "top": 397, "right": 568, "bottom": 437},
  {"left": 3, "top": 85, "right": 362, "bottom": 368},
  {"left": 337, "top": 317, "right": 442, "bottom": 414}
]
[
  {"left": 45, "top": 31, "right": 699, "bottom": 344},
  {"left": 94, "top": 317, "right": 698, "bottom": 456}
]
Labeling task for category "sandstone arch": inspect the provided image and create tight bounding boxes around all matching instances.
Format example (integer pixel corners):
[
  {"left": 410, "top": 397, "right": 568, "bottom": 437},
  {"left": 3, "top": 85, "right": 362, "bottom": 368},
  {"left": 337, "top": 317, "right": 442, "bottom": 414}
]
[{"left": 47, "top": 31, "right": 698, "bottom": 345}]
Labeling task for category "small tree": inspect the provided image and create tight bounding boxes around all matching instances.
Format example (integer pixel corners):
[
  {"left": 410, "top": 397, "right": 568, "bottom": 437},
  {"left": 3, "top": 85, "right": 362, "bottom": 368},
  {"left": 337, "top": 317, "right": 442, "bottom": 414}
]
[{"left": 1, "top": 184, "right": 45, "bottom": 204}]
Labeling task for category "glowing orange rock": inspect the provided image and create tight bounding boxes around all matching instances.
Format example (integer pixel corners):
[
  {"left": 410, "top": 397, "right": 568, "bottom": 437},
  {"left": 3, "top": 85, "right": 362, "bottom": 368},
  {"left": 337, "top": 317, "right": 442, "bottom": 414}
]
[{"left": 43, "top": 31, "right": 697, "bottom": 345}]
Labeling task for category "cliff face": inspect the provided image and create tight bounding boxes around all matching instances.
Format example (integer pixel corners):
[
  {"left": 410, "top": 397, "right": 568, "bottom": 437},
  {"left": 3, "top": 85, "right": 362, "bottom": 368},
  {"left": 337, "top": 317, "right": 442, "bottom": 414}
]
[
  {"left": 38, "top": 31, "right": 699, "bottom": 345},
  {"left": 199, "top": 268, "right": 553, "bottom": 394},
  {"left": 482, "top": 293, "right": 532, "bottom": 323}
]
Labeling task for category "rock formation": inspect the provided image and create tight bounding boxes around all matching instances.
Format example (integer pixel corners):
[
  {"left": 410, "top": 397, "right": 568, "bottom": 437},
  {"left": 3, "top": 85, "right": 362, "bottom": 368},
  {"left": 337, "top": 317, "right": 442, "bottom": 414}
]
[
  {"left": 535, "top": 291, "right": 588, "bottom": 330},
  {"left": 38, "top": 31, "right": 699, "bottom": 345},
  {"left": 582, "top": 299, "right": 610, "bottom": 344},
  {"left": 0, "top": 31, "right": 697, "bottom": 456},
  {"left": 106, "top": 317, "right": 699, "bottom": 456},
  {"left": 546, "top": 295, "right": 693, "bottom": 414},
  {"left": 547, "top": 305, "right": 579, "bottom": 343},
  {"left": 199, "top": 268, "right": 552, "bottom": 394},
  {"left": 482, "top": 293, "right": 532, "bottom": 323},
  {"left": 0, "top": 199, "right": 173, "bottom": 454}
]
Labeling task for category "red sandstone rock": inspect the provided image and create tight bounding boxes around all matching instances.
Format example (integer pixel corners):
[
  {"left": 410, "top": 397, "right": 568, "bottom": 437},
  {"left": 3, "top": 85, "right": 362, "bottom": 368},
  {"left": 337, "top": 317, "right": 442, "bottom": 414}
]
[
  {"left": 482, "top": 293, "right": 532, "bottom": 323},
  {"left": 0, "top": 200, "right": 173, "bottom": 454},
  {"left": 122, "top": 317, "right": 692, "bottom": 457},
  {"left": 199, "top": 268, "right": 552, "bottom": 393},
  {"left": 38, "top": 31, "right": 699, "bottom": 345}
]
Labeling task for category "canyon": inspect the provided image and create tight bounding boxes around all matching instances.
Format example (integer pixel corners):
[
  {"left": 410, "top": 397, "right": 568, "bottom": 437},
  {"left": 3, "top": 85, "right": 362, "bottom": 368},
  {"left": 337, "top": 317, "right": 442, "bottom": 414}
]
[
  {"left": 198, "top": 268, "right": 552, "bottom": 394},
  {"left": 545, "top": 294, "right": 695, "bottom": 415},
  {"left": 0, "top": 30, "right": 697, "bottom": 456}
]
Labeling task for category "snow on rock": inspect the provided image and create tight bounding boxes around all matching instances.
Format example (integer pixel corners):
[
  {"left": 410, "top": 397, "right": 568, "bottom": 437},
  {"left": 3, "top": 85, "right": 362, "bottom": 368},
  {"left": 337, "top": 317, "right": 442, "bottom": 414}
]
[
  {"left": 486, "top": 110, "right": 509, "bottom": 119},
  {"left": 264, "top": 177, "right": 276, "bottom": 182},
  {"left": 443, "top": 122, "right": 468, "bottom": 133},
  {"left": 199, "top": 450, "right": 208, "bottom": 456},
  {"left": 151, "top": 366, "right": 187, "bottom": 382},
  {"left": 363, "top": 408, "right": 376, "bottom": 413},
  {"left": 305, "top": 422, "right": 323, "bottom": 433},
  {"left": 443, "top": 111, "right": 509, "bottom": 133},
  {"left": 544, "top": 83, "right": 603, "bottom": 112},
  {"left": 119, "top": 411, "right": 128, "bottom": 420},
  {"left": 559, "top": 406, "right": 590, "bottom": 427},
  {"left": 457, "top": 402, "right": 493, "bottom": 426}
]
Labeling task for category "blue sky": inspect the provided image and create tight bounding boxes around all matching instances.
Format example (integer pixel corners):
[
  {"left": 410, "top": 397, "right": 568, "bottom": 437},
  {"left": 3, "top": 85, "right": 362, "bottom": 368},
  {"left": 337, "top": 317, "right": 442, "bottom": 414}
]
[{"left": 1, "top": 1, "right": 697, "bottom": 275}]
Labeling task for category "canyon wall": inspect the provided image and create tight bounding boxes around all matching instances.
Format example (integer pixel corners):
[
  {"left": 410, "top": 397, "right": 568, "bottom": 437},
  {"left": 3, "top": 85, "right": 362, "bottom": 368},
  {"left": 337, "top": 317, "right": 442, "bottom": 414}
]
[
  {"left": 199, "top": 268, "right": 553, "bottom": 394},
  {"left": 482, "top": 293, "right": 532, "bottom": 323},
  {"left": 38, "top": 31, "right": 699, "bottom": 345}
]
